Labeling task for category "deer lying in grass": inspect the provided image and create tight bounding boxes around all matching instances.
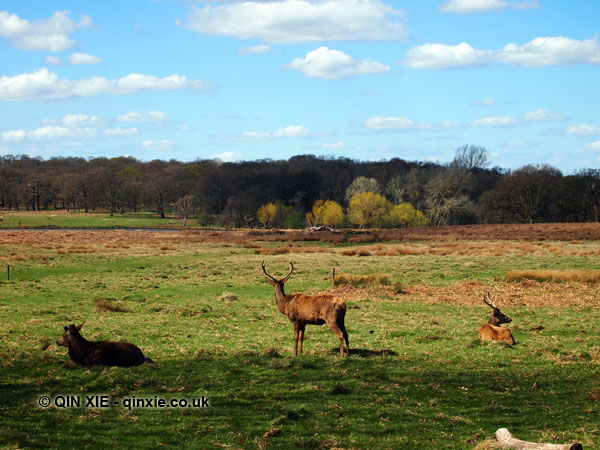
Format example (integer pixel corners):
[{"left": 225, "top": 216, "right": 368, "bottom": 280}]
[
  {"left": 262, "top": 261, "right": 349, "bottom": 356},
  {"left": 478, "top": 293, "right": 516, "bottom": 345},
  {"left": 57, "top": 323, "right": 153, "bottom": 367}
]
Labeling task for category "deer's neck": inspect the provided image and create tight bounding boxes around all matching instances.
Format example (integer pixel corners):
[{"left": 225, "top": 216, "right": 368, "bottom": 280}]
[
  {"left": 488, "top": 315, "right": 500, "bottom": 326},
  {"left": 273, "top": 284, "right": 292, "bottom": 314},
  {"left": 68, "top": 335, "right": 93, "bottom": 363}
]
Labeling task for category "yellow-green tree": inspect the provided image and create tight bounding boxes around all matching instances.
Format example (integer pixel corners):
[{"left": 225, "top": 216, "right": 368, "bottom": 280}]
[
  {"left": 384, "top": 202, "right": 429, "bottom": 228},
  {"left": 307, "top": 199, "right": 344, "bottom": 227},
  {"left": 347, "top": 192, "right": 390, "bottom": 228},
  {"left": 257, "top": 202, "right": 278, "bottom": 228}
]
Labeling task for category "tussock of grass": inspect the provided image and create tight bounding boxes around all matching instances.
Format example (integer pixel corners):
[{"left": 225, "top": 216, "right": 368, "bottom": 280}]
[
  {"left": 218, "top": 292, "right": 239, "bottom": 302},
  {"left": 254, "top": 246, "right": 332, "bottom": 255},
  {"left": 94, "top": 297, "right": 129, "bottom": 312},
  {"left": 506, "top": 269, "right": 600, "bottom": 283},
  {"left": 333, "top": 273, "right": 390, "bottom": 287}
]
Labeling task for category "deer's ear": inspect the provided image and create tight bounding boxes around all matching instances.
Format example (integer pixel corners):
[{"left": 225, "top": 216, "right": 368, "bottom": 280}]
[
  {"left": 76, "top": 323, "right": 84, "bottom": 330},
  {"left": 265, "top": 277, "right": 275, "bottom": 285},
  {"left": 64, "top": 326, "right": 69, "bottom": 331}
]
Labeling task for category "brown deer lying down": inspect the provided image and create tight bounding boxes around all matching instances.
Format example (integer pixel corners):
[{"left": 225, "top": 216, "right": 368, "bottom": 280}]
[
  {"left": 262, "top": 261, "right": 349, "bottom": 356},
  {"left": 57, "top": 324, "right": 153, "bottom": 367},
  {"left": 478, "top": 293, "right": 516, "bottom": 345}
]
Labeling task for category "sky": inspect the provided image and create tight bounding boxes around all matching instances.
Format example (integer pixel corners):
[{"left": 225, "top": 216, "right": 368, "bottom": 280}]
[{"left": 0, "top": 0, "right": 599, "bottom": 172}]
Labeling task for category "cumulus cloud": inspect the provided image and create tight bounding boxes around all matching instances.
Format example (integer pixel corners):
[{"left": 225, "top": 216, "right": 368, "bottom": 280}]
[
  {"left": 212, "top": 151, "right": 243, "bottom": 162},
  {"left": 285, "top": 47, "right": 390, "bottom": 79},
  {"left": 403, "top": 42, "right": 493, "bottom": 70},
  {"left": 1, "top": 125, "right": 98, "bottom": 142},
  {"left": 471, "top": 116, "right": 518, "bottom": 127},
  {"left": 117, "top": 110, "right": 169, "bottom": 123},
  {"left": 237, "top": 45, "right": 270, "bottom": 55},
  {"left": 403, "top": 35, "right": 600, "bottom": 70},
  {"left": 566, "top": 124, "right": 600, "bottom": 136},
  {"left": 69, "top": 52, "right": 101, "bottom": 65},
  {"left": 364, "top": 116, "right": 459, "bottom": 131},
  {"left": 438, "top": 0, "right": 541, "bottom": 13},
  {"left": 141, "top": 139, "right": 174, "bottom": 150},
  {"left": 497, "top": 36, "right": 600, "bottom": 67},
  {"left": 0, "top": 68, "right": 210, "bottom": 102},
  {"left": 104, "top": 127, "right": 138, "bottom": 137},
  {"left": 181, "top": 0, "right": 409, "bottom": 44},
  {"left": 0, "top": 10, "right": 92, "bottom": 51},
  {"left": 586, "top": 140, "right": 600, "bottom": 150},
  {"left": 222, "top": 125, "right": 311, "bottom": 140},
  {"left": 273, "top": 125, "right": 310, "bottom": 139},
  {"left": 59, "top": 113, "right": 102, "bottom": 127},
  {"left": 45, "top": 55, "right": 62, "bottom": 65},
  {"left": 522, "top": 108, "right": 565, "bottom": 121},
  {"left": 1, "top": 130, "right": 26, "bottom": 142}
]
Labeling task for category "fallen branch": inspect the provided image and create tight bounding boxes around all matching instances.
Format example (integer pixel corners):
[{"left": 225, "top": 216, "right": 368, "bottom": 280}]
[{"left": 495, "top": 428, "right": 582, "bottom": 450}]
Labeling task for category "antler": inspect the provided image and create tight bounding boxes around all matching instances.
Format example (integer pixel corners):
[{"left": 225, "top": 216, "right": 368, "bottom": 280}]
[
  {"left": 261, "top": 260, "right": 294, "bottom": 282},
  {"left": 483, "top": 292, "right": 497, "bottom": 309},
  {"left": 261, "top": 260, "right": 277, "bottom": 282}
]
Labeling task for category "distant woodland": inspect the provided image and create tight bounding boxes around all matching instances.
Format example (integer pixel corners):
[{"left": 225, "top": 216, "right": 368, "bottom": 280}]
[{"left": 1, "top": 145, "right": 599, "bottom": 228}]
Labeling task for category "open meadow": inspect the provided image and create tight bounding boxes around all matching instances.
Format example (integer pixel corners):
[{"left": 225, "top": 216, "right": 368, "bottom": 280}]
[{"left": 0, "top": 224, "right": 599, "bottom": 449}]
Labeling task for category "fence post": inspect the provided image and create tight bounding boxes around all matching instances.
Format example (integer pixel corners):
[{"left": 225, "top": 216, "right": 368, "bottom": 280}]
[{"left": 331, "top": 267, "right": 335, "bottom": 288}]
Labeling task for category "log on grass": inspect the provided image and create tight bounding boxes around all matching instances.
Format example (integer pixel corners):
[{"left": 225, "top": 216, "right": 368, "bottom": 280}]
[{"left": 495, "top": 428, "right": 582, "bottom": 450}]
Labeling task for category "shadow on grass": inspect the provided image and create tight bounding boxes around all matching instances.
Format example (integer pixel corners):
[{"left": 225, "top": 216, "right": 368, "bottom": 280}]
[{"left": 327, "top": 347, "right": 398, "bottom": 358}]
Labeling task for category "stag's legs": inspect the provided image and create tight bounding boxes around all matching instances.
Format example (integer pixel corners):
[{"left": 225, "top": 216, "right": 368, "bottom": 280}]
[
  {"left": 293, "top": 324, "right": 300, "bottom": 356},
  {"left": 298, "top": 324, "right": 305, "bottom": 354},
  {"left": 338, "top": 321, "right": 350, "bottom": 356},
  {"left": 328, "top": 322, "right": 349, "bottom": 357}
]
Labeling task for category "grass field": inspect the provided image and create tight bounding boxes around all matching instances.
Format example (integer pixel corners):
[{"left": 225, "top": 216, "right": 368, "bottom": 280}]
[{"left": 0, "top": 225, "right": 599, "bottom": 449}]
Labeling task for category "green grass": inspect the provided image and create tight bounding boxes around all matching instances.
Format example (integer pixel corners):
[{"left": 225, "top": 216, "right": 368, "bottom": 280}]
[
  {"left": 0, "top": 235, "right": 598, "bottom": 449},
  {"left": 0, "top": 211, "right": 189, "bottom": 229}
]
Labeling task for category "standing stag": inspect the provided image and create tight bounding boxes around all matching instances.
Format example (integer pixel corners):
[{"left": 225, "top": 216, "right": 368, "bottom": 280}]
[
  {"left": 478, "top": 293, "right": 516, "bottom": 345},
  {"left": 262, "top": 261, "right": 350, "bottom": 356}
]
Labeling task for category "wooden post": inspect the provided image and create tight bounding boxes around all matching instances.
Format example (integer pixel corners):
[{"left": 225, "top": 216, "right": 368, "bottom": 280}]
[
  {"left": 331, "top": 267, "right": 335, "bottom": 288},
  {"left": 495, "top": 428, "right": 582, "bottom": 450}
]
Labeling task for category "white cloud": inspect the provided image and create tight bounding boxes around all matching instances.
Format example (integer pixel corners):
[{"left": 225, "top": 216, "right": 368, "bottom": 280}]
[
  {"left": 285, "top": 47, "right": 390, "bottom": 79},
  {"left": 0, "top": 68, "right": 211, "bottom": 102},
  {"left": 438, "top": 0, "right": 541, "bottom": 13},
  {"left": 141, "top": 139, "right": 174, "bottom": 150},
  {"left": 212, "top": 151, "right": 243, "bottom": 162},
  {"left": 322, "top": 141, "right": 345, "bottom": 149},
  {"left": 27, "top": 125, "right": 98, "bottom": 141},
  {"left": 60, "top": 113, "right": 102, "bottom": 127},
  {"left": 273, "top": 125, "right": 311, "bottom": 139},
  {"left": 471, "top": 116, "right": 518, "bottom": 127},
  {"left": 364, "top": 116, "right": 459, "bottom": 131},
  {"left": 181, "top": 0, "right": 409, "bottom": 44},
  {"left": 69, "top": 52, "right": 101, "bottom": 65},
  {"left": 586, "top": 140, "right": 600, "bottom": 150},
  {"left": 497, "top": 36, "right": 600, "bottom": 67},
  {"left": 237, "top": 45, "right": 271, "bottom": 55},
  {"left": 0, "top": 10, "right": 92, "bottom": 51},
  {"left": 404, "top": 35, "right": 600, "bottom": 70},
  {"left": 522, "top": 108, "right": 565, "bottom": 121},
  {"left": 45, "top": 55, "right": 62, "bottom": 65},
  {"left": 104, "top": 127, "right": 138, "bottom": 137},
  {"left": 1, "top": 130, "right": 26, "bottom": 142},
  {"left": 403, "top": 42, "right": 493, "bottom": 70},
  {"left": 438, "top": 0, "right": 508, "bottom": 13},
  {"left": 117, "top": 110, "right": 169, "bottom": 124},
  {"left": 179, "top": 124, "right": 192, "bottom": 132},
  {"left": 566, "top": 124, "right": 600, "bottom": 136},
  {"left": 470, "top": 98, "right": 496, "bottom": 106}
]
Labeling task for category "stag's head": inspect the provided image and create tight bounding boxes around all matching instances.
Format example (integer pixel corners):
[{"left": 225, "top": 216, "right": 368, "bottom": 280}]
[
  {"left": 262, "top": 261, "right": 294, "bottom": 287},
  {"left": 56, "top": 323, "right": 84, "bottom": 347},
  {"left": 483, "top": 293, "right": 512, "bottom": 326}
]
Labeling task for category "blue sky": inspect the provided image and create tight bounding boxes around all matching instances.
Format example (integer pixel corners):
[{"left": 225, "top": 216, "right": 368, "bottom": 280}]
[{"left": 0, "top": 0, "right": 599, "bottom": 172}]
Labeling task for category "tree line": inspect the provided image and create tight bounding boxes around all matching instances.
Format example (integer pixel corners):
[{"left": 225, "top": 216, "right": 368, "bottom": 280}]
[{"left": 0, "top": 145, "right": 598, "bottom": 227}]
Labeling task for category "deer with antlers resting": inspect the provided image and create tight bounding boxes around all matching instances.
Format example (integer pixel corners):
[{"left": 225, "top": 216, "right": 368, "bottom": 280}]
[
  {"left": 262, "top": 261, "right": 349, "bottom": 356},
  {"left": 478, "top": 293, "right": 516, "bottom": 345}
]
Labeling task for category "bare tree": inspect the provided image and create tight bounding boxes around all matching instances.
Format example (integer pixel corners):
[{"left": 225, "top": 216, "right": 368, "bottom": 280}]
[
  {"left": 176, "top": 194, "right": 195, "bottom": 226},
  {"left": 451, "top": 145, "right": 490, "bottom": 171}
]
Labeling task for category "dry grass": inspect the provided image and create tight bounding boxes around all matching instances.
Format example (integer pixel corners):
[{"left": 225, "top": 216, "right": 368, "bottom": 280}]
[
  {"left": 506, "top": 269, "right": 600, "bottom": 284},
  {"left": 94, "top": 298, "right": 129, "bottom": 312},
  {"left": 332, "top": 272, "right": 390, "bottom": 288}
]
